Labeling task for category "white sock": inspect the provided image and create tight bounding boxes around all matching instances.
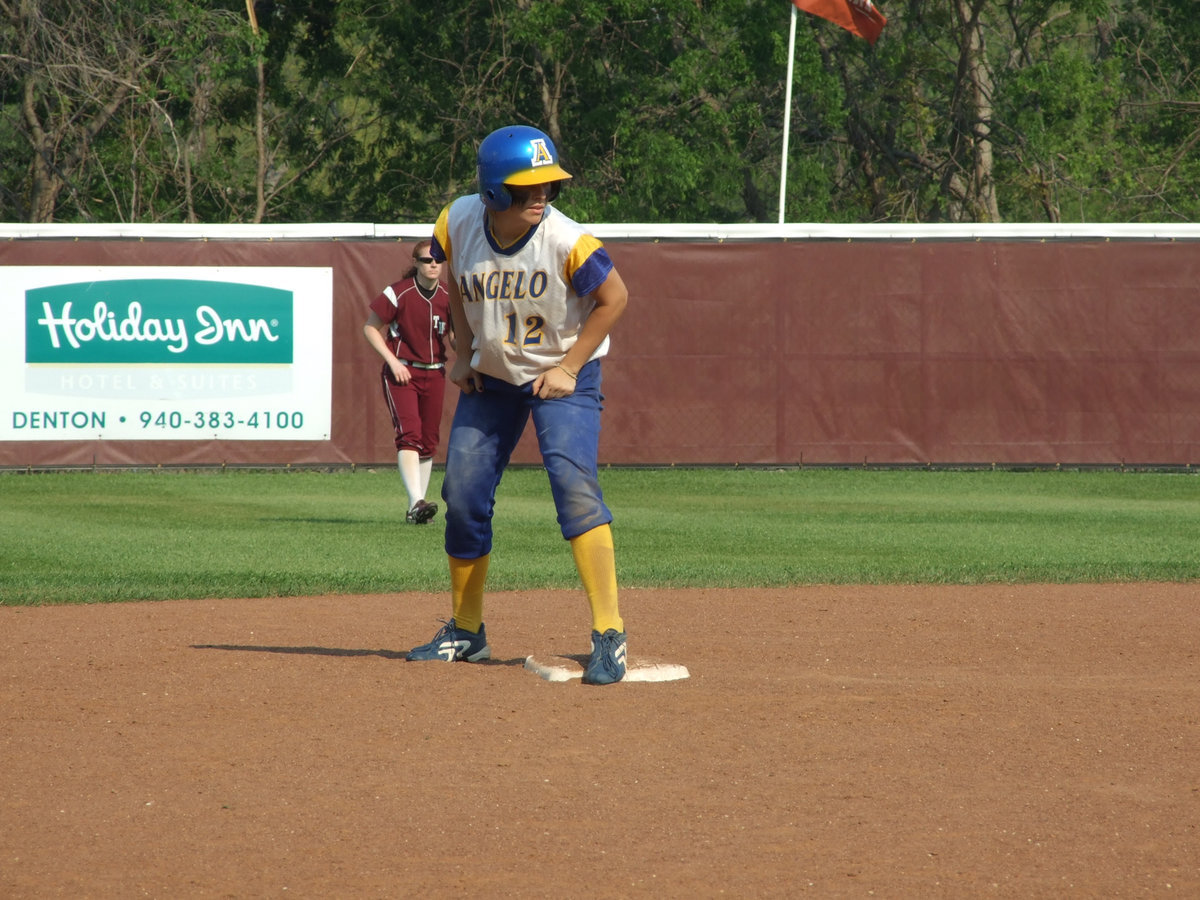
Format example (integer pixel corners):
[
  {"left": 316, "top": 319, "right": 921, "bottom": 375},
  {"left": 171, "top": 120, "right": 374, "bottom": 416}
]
[
  {"left": 419, "top": 456, "right": 433, "bottom": 501},
  {"left": 398, "top": 449, "right": 422, "bottom": 510}
]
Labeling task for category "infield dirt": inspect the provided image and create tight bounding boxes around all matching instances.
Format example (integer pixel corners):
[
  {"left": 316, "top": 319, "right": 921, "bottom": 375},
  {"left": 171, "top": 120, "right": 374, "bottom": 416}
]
[{"left": 3, "top": 584, "right": 1197, "bottom": 897}]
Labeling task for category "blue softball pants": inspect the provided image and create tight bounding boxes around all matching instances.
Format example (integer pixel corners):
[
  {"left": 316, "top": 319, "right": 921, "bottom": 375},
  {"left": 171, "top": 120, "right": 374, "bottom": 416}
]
[{"left": 441, "top": 360, "right": 612, "bottom": 559}]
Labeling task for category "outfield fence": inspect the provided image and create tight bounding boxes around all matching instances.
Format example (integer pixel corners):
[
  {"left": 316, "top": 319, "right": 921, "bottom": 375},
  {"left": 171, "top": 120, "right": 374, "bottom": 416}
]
[{"left": 3, "top": 223, "right": 1199, "bottom": 468}]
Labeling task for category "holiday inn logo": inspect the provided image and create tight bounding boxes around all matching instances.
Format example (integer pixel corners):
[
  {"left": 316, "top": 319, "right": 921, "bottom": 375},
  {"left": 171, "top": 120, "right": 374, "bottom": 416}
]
[{"left": 26, "top": 278, "right": 293, "bottom": 364}]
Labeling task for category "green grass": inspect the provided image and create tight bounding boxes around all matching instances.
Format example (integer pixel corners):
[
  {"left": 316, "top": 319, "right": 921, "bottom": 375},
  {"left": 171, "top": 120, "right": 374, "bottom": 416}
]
[{"left": 2, "top": 467, "right": 1198, "bottom": 605}]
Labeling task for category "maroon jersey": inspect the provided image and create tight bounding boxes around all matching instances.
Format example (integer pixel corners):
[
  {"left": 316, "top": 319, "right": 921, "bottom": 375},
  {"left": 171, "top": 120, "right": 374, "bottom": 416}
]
[{"left": 369, "top": 277, "right": 451, "bottom": 365}]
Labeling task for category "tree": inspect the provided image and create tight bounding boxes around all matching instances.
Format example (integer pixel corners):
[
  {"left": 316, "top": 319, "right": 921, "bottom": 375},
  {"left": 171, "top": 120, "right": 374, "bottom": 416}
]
[
  {"left": 0, "top": 0, "right": 259, "bottom": 222},
  {"left": 4, "top": 0, "right": 1198, "bottom": 225},
  {"left": 266, "top": 0, "right": 795, "bottom": 223}
]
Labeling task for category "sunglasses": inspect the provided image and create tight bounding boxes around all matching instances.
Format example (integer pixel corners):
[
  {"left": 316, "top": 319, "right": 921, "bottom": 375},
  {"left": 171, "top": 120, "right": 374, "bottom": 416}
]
[
  {"left": 508, "top": 181, "right": 562, "bottom": 205},
  {"left": 416, "top": 256, "right": 438, "bottom": 264}
]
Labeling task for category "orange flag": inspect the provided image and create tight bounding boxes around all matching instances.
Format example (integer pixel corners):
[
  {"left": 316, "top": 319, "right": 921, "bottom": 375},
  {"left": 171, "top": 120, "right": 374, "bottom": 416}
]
[{"left": 791, "top": 0, "right": 887, "bottom": 45}]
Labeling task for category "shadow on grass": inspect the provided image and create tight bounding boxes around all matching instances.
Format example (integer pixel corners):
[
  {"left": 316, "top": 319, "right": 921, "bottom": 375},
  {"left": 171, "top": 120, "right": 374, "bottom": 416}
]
[{"left": 255, "top": 517, "right": 393, "bottom": 525}]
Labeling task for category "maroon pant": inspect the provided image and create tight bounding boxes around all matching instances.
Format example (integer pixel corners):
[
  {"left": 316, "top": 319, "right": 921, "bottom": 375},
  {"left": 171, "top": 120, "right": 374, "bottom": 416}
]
[{"left": 380, "top": 365, "right": 446, "bottom": 456}]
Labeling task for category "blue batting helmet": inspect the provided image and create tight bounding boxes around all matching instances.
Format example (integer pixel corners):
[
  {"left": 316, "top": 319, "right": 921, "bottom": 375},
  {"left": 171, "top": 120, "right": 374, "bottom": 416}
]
[{"left": 477, "top": 125, "right": 573, "bottom": 212}]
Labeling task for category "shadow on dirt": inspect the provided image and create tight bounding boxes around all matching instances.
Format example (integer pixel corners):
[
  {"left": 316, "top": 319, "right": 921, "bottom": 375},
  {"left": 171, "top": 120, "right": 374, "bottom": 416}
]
[{"left": 190, "top": 643, "right": 526, "bottom": 665}]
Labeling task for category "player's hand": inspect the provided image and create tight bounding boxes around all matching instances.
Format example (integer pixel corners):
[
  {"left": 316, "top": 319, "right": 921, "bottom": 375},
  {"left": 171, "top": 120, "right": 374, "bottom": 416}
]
[
  {"left": 533, "top": 365, "right": 577, "bottom": 399},
  {"left": 450, "top": 357, "right": 483, "bottom": 394},
  {"left": 389, "top": 359, "right": 411, "bottom": 385}
]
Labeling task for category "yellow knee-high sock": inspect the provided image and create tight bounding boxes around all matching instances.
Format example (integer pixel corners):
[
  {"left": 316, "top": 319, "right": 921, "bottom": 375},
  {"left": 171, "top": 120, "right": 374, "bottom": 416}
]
[
  {"left": 570, "top": 524, "right": 623, "bottom": 634},
  {"left": 449, "top": 554, "right": 489, "bottom": 634}
]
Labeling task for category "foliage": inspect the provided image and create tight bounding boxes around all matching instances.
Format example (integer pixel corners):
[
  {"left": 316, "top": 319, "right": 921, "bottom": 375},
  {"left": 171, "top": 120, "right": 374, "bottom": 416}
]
[
  {"left": 1, "top": 0, "right": 1197, "bottom": 224},
  {"left": 0, "top": 0, "right": 259, "bottom": 222}
]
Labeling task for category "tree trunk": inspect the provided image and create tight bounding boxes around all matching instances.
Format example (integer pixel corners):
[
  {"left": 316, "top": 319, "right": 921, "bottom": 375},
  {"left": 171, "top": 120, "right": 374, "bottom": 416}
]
[{"left": 949, "top": 0, "right": 1000, "bottom": 222}]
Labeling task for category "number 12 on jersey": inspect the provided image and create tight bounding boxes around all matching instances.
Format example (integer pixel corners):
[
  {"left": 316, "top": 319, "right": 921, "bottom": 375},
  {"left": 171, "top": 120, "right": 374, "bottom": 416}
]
[{"left": 504, "top": 312, "right": 545, "bottom": 347}]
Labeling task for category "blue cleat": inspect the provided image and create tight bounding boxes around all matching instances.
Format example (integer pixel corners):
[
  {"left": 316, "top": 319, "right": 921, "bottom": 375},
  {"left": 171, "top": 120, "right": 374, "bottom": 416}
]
[
  {"left": 406, "top": 619, "right": 491, "bottom": 662},
  {"left": 582, "top": 629, "right": 627, "bottom": 685}
]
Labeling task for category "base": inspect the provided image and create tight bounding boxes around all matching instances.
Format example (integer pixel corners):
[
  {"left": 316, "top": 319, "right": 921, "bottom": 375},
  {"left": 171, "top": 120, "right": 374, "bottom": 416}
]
[{"left": 523, "top": 655, "right": 690, "bottom": 683}]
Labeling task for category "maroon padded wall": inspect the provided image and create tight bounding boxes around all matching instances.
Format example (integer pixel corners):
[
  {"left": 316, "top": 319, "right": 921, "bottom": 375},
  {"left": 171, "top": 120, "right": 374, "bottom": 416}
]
[
  {"left": 602, "top": 239, "right": 1200, "bottom": 465},
  {"left": 3, "top": 236, "right": 1199, "bottom": 468}
]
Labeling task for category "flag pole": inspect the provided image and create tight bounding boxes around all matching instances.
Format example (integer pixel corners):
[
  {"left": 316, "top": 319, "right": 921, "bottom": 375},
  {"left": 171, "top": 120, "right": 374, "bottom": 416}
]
[{"left": 779, "top": 4, "right": 798, "bottom": 224}]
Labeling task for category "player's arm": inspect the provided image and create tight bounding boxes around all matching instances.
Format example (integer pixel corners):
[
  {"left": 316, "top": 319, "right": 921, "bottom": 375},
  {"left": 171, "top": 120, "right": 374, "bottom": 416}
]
[
  {"left": 534, "top": 266, "right": 628, "bottom": 399},
  {"left": 446, "top": 274, "right": 482, "bottom": 394},
  {"left": 430, "top": 208, "right": 482, "bottom": 392},
  {"left": 363, "top": 310, "right": 410, "bottom": 385},
  {"left": 564, "top": 267, "right": 628, "bottom": 373},
  {"left": 443, "top": 294, "right": 457, "bottom": 352}
]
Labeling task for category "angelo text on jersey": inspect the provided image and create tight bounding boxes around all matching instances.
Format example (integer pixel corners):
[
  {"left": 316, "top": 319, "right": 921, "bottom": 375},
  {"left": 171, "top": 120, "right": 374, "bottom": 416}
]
[{"left": 458, "top": 269, "right": 550, "bottom": 303}]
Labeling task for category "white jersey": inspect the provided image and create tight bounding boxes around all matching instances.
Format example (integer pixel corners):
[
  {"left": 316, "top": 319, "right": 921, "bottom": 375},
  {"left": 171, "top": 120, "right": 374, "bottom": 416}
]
[{"left": 432, "top": 195, "right": 614, "bottom": 385}]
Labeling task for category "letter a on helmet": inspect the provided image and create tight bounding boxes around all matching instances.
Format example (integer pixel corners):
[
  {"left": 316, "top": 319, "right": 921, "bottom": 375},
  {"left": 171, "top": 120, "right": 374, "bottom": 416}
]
[{"left": 477, "top": 125, "right": 573, "bottom": 212}]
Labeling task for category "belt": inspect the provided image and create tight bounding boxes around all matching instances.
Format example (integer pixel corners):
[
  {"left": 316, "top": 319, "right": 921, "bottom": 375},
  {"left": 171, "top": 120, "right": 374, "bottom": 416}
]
[{"left": 400, "top": 359, "right": 444, "bottom": 370}]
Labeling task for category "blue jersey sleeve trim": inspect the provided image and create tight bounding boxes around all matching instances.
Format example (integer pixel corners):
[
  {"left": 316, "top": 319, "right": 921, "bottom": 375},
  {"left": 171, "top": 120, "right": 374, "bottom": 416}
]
[{"left": 571, "top": 247, "right": 614, "bottom": 298}]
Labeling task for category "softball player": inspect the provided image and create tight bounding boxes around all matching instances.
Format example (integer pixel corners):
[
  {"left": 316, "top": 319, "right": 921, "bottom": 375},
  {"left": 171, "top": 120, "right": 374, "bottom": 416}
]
[
  {"left": 406, "top": 124, "right": 630, "bottom": 684},
  {"left": 363, "top": 241, "right": 452, "bottom": 524}
]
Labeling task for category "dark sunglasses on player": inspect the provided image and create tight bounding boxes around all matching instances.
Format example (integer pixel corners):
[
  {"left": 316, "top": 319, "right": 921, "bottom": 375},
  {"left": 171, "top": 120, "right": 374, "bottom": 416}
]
[
  {"left": 416, "top": 256, "right": 438, "bottom": 264},
  {"left": 507, "top": 181, "right": 562, "bottom": 205}
]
